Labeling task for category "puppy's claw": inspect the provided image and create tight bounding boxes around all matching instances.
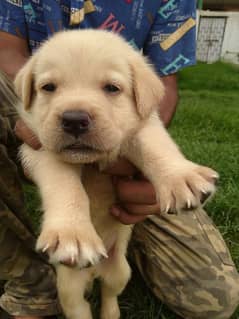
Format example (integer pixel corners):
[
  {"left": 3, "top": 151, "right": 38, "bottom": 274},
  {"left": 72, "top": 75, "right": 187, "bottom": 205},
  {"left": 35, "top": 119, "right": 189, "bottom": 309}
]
[
  {"left": 80, "top": 261, "right": 92, "bottom": 270},
  {"left": 183, "top": 201, "right": 197, "bottom": 211},
  {"left": 101, "top": 251, "right": 108, "bottom": 259},
  {"left": 162, "top": 203, "right": 174, "bottom": 214},
  {"left": 165, "top": 203, "right": 170, "bottom": 214},
  {"left": 71, "top": 254, "right": 76, "bottom": 265},
  {"left": 212, "top": 174, "right": 219, "bottom": 185},
  {"left": 42, "top": 244, "right": 49, "bottom": 253},
  {"left": 168, "top": 211, "right": 177, "bottom": 215},
  {"left": 200, "top": 191, "right": 211, "bottom": 204}
]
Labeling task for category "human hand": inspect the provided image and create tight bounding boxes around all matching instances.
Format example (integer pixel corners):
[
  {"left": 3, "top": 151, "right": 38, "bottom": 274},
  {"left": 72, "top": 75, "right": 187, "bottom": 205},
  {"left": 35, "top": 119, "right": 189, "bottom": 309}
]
[
  {"left": 15, "top": 119, "right": 41, "bottom": 149},
  {"left": 105, "top": 159, "right": 160, "bottom": 225},
  {"left": 14, "top": 119, "right": 41, "bottom": 179}
]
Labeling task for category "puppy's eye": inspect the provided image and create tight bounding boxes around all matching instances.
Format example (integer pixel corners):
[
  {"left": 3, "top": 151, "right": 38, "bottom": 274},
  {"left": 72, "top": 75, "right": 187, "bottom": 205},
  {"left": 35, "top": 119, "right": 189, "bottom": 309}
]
[
  {"left": 41, "top": 83, "right": 56, "bottom": 92},
  {"left": 103, "top": 84, "right": 120, "bottom": 94}
]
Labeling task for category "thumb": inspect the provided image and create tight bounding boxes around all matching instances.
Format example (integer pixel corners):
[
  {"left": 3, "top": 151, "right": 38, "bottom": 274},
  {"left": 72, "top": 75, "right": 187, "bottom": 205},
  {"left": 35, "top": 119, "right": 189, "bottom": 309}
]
[{"left": 15, "top": 119, "right": 41, "bottom": 149}]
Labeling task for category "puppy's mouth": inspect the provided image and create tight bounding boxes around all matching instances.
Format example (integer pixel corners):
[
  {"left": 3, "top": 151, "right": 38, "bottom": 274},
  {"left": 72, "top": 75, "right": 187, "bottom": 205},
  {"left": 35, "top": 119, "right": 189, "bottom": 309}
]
[
  {"left": 63, "top": 142, "right": 103, "bottom": 154},
  {"left": 59, "top": 141, "right": 106, "bottom": 163}
]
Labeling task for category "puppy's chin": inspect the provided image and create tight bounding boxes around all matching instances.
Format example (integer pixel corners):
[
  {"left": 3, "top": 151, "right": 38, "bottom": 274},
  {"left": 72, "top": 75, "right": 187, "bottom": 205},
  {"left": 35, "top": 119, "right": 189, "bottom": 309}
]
[{"left": 59, "top": 148, "right": 106, "bottom": 164}]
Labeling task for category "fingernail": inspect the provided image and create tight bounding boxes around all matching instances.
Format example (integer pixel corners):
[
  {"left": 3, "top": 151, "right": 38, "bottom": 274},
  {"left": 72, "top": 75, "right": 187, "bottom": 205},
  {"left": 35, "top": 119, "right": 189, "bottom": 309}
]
[{"left": 111, "top": 206, "right": 121, "bottom": 217}]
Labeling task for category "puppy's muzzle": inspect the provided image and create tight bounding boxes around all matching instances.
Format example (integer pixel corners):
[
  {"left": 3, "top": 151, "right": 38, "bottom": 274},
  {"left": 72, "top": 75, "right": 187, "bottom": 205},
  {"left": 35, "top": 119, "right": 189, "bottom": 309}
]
[{"left": 61, "top": 110, "right": 91, "bottom": 138}]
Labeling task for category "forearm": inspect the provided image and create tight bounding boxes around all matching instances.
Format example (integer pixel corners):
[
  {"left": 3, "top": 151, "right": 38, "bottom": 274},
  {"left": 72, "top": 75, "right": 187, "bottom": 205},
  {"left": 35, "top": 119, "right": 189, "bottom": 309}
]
[
  {"left": 0, "top": 32, "right": 30, "bottom": 80},
  {"left": 0, "top": 50, "right": 28, "bottom": 80},
  {"left": 159, "top": 73, "right": 179, "bottom": 128}
]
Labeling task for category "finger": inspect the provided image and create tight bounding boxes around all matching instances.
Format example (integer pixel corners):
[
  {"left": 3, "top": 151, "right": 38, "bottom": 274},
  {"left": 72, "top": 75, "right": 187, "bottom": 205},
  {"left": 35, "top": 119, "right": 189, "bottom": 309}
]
[
  {"left": 104, "top": 158, "right": 137, "bottom": 176},
  {"left": 110, "top": 206, "right": 148, "bottom": 225},
  {"left": 123, "top": 203, "right": 161, "bottom": 215},
  {"left": 15, "top": 119, "right": 42, "bottom": 149},
  {"left": 115, "top": 178, "right": 157, "bottom": 204}
]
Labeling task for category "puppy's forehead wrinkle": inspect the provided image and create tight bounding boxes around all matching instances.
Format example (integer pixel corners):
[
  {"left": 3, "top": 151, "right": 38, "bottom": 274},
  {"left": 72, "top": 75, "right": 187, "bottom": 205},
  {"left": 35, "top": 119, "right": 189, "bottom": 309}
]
[
  {"left": 36, "top": 57, "right": 130, "bottom": 90},
  {"left": 36, "top": 32, "right": 133, "bottom": 81}
]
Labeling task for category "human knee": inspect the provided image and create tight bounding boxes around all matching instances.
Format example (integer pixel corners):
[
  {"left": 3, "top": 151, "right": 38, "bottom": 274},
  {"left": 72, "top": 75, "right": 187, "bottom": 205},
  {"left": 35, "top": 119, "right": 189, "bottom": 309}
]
[
  {"left": 201, "top": 284, "right": 239, "bottom": 319},
  {"left": 177, "top": 270, "right": 239, "bottom": 319},
  {"left": 190, "top": 298, "right": 239, "bottom": 319}
]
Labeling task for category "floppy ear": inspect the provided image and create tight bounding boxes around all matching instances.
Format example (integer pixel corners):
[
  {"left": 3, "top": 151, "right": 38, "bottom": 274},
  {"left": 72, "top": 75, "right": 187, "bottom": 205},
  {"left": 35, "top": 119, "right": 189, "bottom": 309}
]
[
  {"left": 131, "top": 56, "right": 165, "bottom": 119},
  {"left": 14, "top": 56, "right": 36, "bottom": 110}
]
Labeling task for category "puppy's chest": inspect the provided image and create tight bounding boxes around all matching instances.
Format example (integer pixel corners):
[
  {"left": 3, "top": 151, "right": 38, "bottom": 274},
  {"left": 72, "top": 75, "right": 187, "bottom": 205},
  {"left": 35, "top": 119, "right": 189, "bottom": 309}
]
[{"left": 81, "top": 165, "right": 119, "bottom": 238}]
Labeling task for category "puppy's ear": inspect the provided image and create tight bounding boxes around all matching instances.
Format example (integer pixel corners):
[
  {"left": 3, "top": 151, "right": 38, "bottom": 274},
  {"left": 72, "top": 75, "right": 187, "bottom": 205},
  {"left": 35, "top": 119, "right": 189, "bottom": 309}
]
[
  {"left": 14, "top": 56, "right": 36, "bottom": 110},
  {"left": 131, "top": 56, "right": 164, "bottom": 119}
]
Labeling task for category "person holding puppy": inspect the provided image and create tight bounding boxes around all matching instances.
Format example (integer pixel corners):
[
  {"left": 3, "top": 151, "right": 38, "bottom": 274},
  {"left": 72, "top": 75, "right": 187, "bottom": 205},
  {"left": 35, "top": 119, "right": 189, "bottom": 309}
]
[{"left": 0, "top": 1, "right": 239, "bottom": 319}]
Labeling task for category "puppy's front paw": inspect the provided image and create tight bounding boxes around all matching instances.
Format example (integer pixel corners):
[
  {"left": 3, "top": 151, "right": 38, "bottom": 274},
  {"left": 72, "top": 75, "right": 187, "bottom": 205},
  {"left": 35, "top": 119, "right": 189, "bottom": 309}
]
[
  {"left": 36, "top": 222, "right": 107, "bottom": 268},
  {"left": 155, "top": 161, "right": 218, "bottom": 214}
]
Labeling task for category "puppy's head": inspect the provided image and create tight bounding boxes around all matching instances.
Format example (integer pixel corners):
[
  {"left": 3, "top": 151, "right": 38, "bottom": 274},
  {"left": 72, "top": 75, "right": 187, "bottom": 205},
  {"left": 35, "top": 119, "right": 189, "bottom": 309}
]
[{"left": 15, "top": 30, "right": 164, "bottom": 163}]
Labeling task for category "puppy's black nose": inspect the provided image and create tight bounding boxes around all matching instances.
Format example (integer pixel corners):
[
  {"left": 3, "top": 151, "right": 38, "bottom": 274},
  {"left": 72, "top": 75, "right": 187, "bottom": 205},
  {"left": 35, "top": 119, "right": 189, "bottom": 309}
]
[{"left": 61, "top": 111, "right": 91, "bottom": 138}]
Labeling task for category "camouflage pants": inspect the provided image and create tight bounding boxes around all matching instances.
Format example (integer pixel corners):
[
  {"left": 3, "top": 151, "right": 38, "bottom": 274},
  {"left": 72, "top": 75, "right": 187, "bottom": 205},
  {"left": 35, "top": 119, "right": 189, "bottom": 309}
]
[
  {"left": 0, "top": 72, "right": 60, "bottom": 316},
  {"left": 0, "top": 72, "right": 239, "bottom": 319}
]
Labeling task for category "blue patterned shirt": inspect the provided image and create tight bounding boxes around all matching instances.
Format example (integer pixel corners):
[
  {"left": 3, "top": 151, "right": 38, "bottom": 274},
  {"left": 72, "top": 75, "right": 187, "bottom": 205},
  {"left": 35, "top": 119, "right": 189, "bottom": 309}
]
[{"left": 0, "top": 0, "right": 196, "bottom": 76}]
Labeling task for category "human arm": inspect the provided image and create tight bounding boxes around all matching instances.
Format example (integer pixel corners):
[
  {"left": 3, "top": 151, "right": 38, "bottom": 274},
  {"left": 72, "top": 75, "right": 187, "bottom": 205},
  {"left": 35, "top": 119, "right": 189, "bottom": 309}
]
[
  {"left": 0, "top": 31, "right": 29, "bottom": 80},
  {"left": 0, "top": 0, "right": 31, "bottom": 79},
  {"left": 160, "top": 74, "right": 178, "bottom": 127},
  {"left": 0, "top": 31, "right": 36, "bottom": 148}
]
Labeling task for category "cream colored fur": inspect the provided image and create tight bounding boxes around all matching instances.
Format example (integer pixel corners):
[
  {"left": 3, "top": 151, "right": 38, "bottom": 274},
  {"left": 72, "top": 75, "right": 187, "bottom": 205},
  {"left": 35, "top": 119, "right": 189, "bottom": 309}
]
[{"left": 14, "top": 30, "right": 218, "bottom": 319}]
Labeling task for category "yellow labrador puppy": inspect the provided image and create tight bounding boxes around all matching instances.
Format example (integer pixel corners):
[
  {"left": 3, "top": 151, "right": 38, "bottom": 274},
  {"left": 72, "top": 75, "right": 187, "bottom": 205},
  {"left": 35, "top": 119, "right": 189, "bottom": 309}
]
[{"left": 14, "top": 30, "right": 218, "bottom": 319}]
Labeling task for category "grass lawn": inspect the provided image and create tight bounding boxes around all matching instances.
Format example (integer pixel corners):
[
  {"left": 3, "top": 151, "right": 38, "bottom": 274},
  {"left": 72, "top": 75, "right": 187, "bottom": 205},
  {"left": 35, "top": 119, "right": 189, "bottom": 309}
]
[{"left": 24, "top": 62, "right": 239, "bottom": 318}]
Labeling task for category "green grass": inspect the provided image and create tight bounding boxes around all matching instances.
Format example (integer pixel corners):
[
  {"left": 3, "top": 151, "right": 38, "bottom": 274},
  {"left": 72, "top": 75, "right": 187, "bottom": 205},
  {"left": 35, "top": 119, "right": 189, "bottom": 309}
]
[
  {"left": 24, "top": 61, "right": 239, "bottom": 318},
  {"left": 176, "top": 62, "right": 239, "bottom": 257}
]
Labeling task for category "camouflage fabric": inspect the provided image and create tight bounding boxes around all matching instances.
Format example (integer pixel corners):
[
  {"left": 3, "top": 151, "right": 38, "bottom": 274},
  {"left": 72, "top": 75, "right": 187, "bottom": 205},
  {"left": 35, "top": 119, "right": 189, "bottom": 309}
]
[
  {"left": 0, "top": 71, "right": 61, "bottom": 316},
  {"left": 132, "top": 211, "right": 239, "bottom": 319},
  {"left": 0, "top": 70, "right": 238, "bottom": 318}
]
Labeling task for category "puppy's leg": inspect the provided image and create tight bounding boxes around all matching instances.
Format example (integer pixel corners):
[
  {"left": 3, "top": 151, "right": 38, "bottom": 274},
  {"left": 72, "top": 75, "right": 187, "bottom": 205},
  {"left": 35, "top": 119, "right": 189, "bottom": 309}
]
[
  {"left": 99, "top": 238, "right": 131, "bottom": 319},
  {"left": 122, "top": 113, "right": 218, "bottom": 214},
  {"left": 100, "top": 256, "right": 130, "bottom": 319},
  {"left": 20, "top": 144, "right": 107, "bottom": 267},
  {"left": 57, "top": 265, "right": 93, "bottom": 319}
]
